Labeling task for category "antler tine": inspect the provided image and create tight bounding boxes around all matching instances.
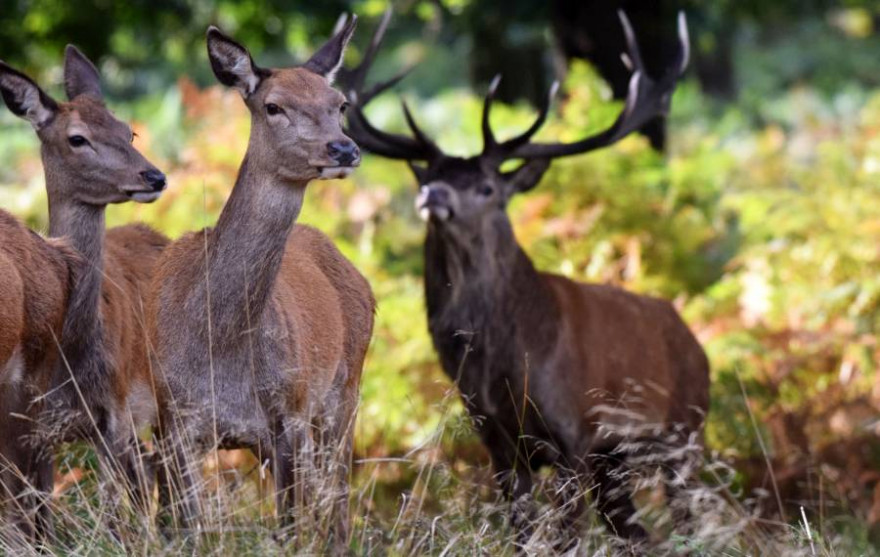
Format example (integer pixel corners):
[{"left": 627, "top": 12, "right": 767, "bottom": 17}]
[
  {"left": 618, "top": 11, "right": 645, "bottom": 74},
  {"left": 346, "top": 107, "right": 432, "bottom": 160},
  {"left": 349, "top": 9, "right": 417, "bottom": 105},
  {"left": 359, "top": 65, "right": 414, "bottom": 106},
  {"left": 401, "top": 100, "right": 440, "bottom": 154},
  {"left": 341, "top": 10, "right": 441, "bottom": 162},
  {"left": 510, "top": 11, "right": 689, "bottom": 160},
  {"left": 495, "top": 80, "right": 559, "bottom": 153},
  {"left": 675, "top": 11, "right": 691, "bottom": 75},
  {"left": 481, "top": 74, "right": 502, "bottom": 154},
  {"left": 348, "top": 8, "right": 392, "bottom": 96},
  {"left": 331, "top": 12, "right": 349, "bottom": 36}
]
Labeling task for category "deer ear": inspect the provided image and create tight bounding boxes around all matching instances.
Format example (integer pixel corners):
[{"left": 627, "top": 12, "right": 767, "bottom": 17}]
[
  {"left": 0, "top": 61, "right": 58, "bottom": 130},
  {"left": 64, "top": 45, "right": 103, "bottom": 101},
  {"left": 303, "top": 14, "right": 357, "bottom": 84},
  {"left": 504, "top": 159, "right": 551, "bottom": 194},
  {"left": 206, "top": 26, "right": 265, "bottom": 97}
]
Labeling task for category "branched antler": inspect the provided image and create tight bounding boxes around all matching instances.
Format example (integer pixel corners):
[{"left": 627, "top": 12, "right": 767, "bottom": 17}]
[
  {"left": 507, "top": 11, "right": 689, "bottom": 160},
  {"left": 342, "top": 10, "right": 690, "bottom": 166},
  {"left": 341, "top": 9, "right": 439, "bottom": 161}
]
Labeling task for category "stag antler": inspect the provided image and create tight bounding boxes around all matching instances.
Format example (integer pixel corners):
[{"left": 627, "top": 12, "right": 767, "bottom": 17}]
[
  {"left": 500, "top": 11, "right": 689, "bottom": 160},
  {"left": 341, "top": 9, "right": 440, "bottom": 161},
  {"left": 343, "top": 10, "right": 690, "bottom": 165}
]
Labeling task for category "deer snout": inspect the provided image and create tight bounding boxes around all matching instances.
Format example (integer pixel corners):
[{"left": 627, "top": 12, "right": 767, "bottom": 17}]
[
  {"left": 141, "top": 169, "right": 167, "bottom": 192},
  {"left": 416, "top": 184, "right": 454, "bottom": 222},
  {"left": 326, "top": 140, "right": 360, "bottom": 167}
]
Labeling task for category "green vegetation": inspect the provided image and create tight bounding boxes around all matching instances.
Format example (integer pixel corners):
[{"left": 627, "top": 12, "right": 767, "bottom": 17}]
[{"left": 4, "top": 1, "right": 880, "bottom": 553}]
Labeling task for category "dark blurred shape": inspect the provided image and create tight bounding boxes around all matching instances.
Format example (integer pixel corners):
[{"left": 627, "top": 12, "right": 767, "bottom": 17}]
[{"left": 552, "top": 0, "right": 735, "bottom": 151}]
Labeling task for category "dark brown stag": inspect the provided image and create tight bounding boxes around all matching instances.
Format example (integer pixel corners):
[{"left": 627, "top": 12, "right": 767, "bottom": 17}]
[{"left": 344, "top": 11, "right": 709, "bottom": 548}]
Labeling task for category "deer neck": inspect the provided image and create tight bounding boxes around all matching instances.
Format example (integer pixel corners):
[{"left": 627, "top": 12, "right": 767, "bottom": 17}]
[
  {"left": 46, "top": 183, "right": 106, "bottom": 343},
  {"left": 424, "top": 213, "right": 548, "bottom": 325},
  {"left": 44, "top": 165, "right": 112, "bottom": 424},
  {"left": 202, "top": 150, "right": 307, "bottom": 341},
  {"left": 424, "top": 213, "right": 558, "bottom": 411}
]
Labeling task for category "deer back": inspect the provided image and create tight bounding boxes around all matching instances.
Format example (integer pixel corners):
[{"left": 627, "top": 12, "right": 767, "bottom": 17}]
[
  {"left": 0, "top": 211, "right": 78, "bottom": 376},
  {"left": 98, "top": 224, "right": 168, "bottom": 420},
  {"left": 538, "top": 275, "right": 709, "bottom": 453}
]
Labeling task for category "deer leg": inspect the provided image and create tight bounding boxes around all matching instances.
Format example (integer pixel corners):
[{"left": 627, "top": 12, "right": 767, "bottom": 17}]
[
  {"left": 503, "top": 466, "right": 534, "bottom": 550},
  {"left": 0, "top": 467, "right": 32, "bottom": 553},
  {"left": 318, "top": 380, "right": 357, "bottom": 553},
  {"left": 273, "top": 425, "right": 295, "bottom": 532},
  {"left": 553, "top": 463, "right": 587, "bottom": 552},
  {"left": 662, "top": 442, "right": 698, "bottom": 535},
  {"left": 29, "top": 446, "right": 55, "bottom": 547},
  {"left": 328, "top": 415, "right": 354, "bottom": 554},
  {"left": 487, "top": 442, "right": 534, "bottom": 550},
  {"left": 1, "top": 378, "right": 54, "bottom": 547},
  {"left": 94, "top": 423, "right": 155, "bottom": 545},
  {"left": 92, "top": 432, "right": 132, "bottom": 544},
  {"left": 588, "top": 450, "right": 648, "bottom": 543},
  {"left": 114, "top": 434, "right": 155, "bottom": 519},
  {"left": 155, "top": 424, "right": 202, "bottom": 540},
  {"left": 155, "top": 450, "right": 173, "bottom": 538},
  {"left": 1, "top": 444, "right": 54, "bottom": 549}
]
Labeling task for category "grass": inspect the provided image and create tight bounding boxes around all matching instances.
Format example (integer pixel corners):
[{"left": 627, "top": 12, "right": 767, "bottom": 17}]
[{"left": 2, "top": 374, "right": 877, "bottom": 557}]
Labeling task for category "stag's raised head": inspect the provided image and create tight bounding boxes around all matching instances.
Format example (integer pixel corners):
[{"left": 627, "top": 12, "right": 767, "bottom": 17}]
[
  {"left": 345, "top": 11, "right": 690, "bottom": 232},
  {"left": 206, "top": 18, "right": 360, "bottom": 183},
  {"left": 0, "top": 46, "right": 167, "bottom": 205},
  {"left": 411, "top": 154, "right": 550, "bottom": 229}
]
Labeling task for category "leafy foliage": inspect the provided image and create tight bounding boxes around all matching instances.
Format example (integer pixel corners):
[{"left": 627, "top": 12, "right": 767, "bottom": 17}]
[{"left": 4, "top": 0, "right": 880, "bottom": 549}]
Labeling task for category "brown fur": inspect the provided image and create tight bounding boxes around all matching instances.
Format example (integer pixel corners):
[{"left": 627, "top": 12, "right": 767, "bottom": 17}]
[
  {"left": 151, "top": 223, "right": 373, "bottom": 418},
  {"left": 0, "top": 212, "right": 73, "bottom": 373},
  {"left": 98, "top": 224, "right": 169, "bottom": 428},
  {"left": 541, "top": 276, "right": 709, "bottom": 443}
]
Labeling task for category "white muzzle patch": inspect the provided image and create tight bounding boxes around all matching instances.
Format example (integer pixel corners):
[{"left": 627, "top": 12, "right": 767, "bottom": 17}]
[
  {"left": 415, "top": 185, "right": 451, "bottom": 222},
  {"left": 318, "top": 167, "right": 354, "bottom": 180}
]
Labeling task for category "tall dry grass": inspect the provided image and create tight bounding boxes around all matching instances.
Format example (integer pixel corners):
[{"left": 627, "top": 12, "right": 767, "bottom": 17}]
[{"left": 2, "top": 368, "right": 873, "bottom": 556}]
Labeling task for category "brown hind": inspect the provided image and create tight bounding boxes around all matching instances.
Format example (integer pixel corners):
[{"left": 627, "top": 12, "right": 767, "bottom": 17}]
[
  {"left": 0, "top": 47, "right": 170, "bottom": 541},
  {"left": 149, "top": 18, "right": 373, "bottom": 549}
]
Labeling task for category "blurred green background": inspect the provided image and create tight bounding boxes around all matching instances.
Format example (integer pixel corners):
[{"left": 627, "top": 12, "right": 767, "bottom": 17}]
[{"left": 5, "top": 0, "right": 880, "bottom": 540}]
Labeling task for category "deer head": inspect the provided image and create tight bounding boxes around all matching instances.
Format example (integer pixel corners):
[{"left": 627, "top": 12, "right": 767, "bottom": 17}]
[
  {"left": 206, "top": 17, "right": 360, "bottom": 183},
  {"left": 0, "top": 46, "right": 167, "bottom": 205},
  {"left": 344, "top": 11, "right": 689, "bottom": 234}
]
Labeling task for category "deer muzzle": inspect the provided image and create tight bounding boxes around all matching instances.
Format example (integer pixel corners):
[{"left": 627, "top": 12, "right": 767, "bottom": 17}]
[{"left": 416, "top": 184, "right": 453, "bottom": 222}]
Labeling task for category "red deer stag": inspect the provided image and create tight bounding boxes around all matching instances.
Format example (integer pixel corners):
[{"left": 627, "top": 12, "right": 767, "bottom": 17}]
[
  {"left": 0, "top": 48, "right": 169, "bottom": 538},
  {"left": 148, "top": 18, "right": 374, "bottom": 547},
  {"left": 345, "top": 11, "right": 708, "bottom": 548}
]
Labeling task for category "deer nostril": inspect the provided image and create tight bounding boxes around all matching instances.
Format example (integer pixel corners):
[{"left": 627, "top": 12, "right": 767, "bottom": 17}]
[
  {"left": 426, "top": 187, "right": 450, "bottom": 205},
  {"left": 327, "top": 140, "right": 360, "bottom": 166},
  {"left": 141, "top": 169, "right": 167, "bottom": 192}
]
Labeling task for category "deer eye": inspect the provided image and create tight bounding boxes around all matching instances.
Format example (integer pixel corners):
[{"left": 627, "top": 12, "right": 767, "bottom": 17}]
[
  {"left": 340, "top": 101, "right": 350, "bottom": 114},
  {"left": 478, "top": 185, "right": 494, "bottom": 197},
  {"left": 266, "top": 103, "right": 282, "bottom": 116},
  {"left": 68, "top": 135, "right": 88, "bottom": 148}
]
